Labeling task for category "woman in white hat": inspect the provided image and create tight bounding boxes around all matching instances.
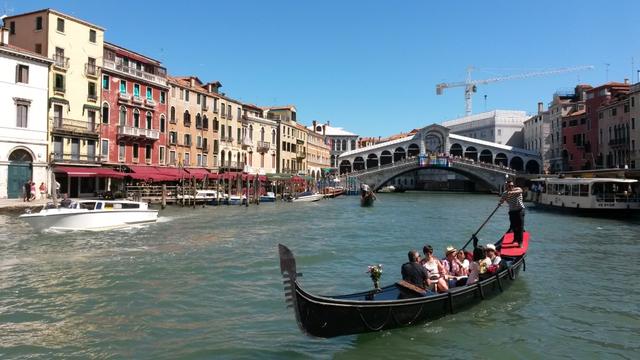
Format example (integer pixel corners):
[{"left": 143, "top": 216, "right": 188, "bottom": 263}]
[{"left": 485, "top": 244, "right": 501, "bottom": 266}]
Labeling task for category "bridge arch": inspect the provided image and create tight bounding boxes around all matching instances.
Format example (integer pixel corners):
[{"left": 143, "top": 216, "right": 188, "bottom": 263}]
[
  {"left": 366, "top": 153, "right": 379, "bottom": 168},
  {"left": 525, "top": 159, "right": 540, "bottom": 174},
  {"left": 495, "top": 153, "right": 508, "bottom": 166},
  {"left": 394, "top": 147, "right": 406, "bottom": 162},
  {"left": 479, "top": 149, "right": 493, "bottom": 164},
  {"left": 450, "top": 143, "right": 463, "bottom": 157},
  {"left": 510, "top": 156, "right": 524, "bottom": 171},
  {"left": 339, "top": 160, "right": 352, "bottom": 174},
  {"left": 353, "top": 157, "right": 365, "bottom": 171},
  {"left": 464, "top": 146, "right": 478, "bottom": 161},
  {"left": 380, "top": 150, "right": 392, "bottom": 165},
  {"left": 407, "top": 143, "right": 420, "bottom": 157}
]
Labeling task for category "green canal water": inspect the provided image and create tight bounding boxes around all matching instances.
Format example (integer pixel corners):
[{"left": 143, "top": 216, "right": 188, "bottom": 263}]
[{"left": 1, "top": 193, "right": 639, "bottom": 359}]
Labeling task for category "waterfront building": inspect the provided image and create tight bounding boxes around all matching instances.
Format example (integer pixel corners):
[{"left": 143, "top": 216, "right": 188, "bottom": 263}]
[
  {"left": 0, "top": 29, "right": 52, "bottom": 198},
  {"left": 597, "top": 94, "right": 631, "bottom": 169},
  {"left": 441, "top": 110, "right": 529, "bottom": 147},
  {"left": 266, "top": 106, "right": 305, "bottom": 174},
  {"left": 100, "top": 42, "right": 168, "bottom": 168},
  {"left": 5, "top": 9, "right": 105, "bottom": 197},
  {"left": 306, "top": 125, "right": 331, "bottom": 180},
  {"left": 523, "top": 102, "right": 551, "bottom": 172},
  {"left": 167, "top": 76, "right": 225, "bottom": 173},
  {"left": 241, "top": 104, "right": 278, "bottom": 175},
  {"left": 584, "top": 82, "right": 630, "bottom": 169},
  {"left": 560, "top": 108, "right": 589, "bottom": 171},
  {"left": 308, "top": 121, "right": 359, "bottom": 168},
  {"left": 628, "top": 82, "right": 640, "bottom": 169},
  {"left": 547, "top": 86, "right": 590, "bottom": 172}
]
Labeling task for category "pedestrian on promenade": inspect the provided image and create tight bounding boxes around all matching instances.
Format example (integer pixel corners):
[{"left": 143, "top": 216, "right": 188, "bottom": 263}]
[
  {"left": 39, "top": 182, "right": 47, "bottom": 199},
  {"left": 499, "top": 180, "right": 525, "bottom": 247},
  {"left": 55, "top": 181, "right": 61, "bottom": 198},
  {"left": 30, "top": 181, "right": 37, "bottom": 201},
  {"left": 23, "top": 180, "right": 31, "bottom": 202}
]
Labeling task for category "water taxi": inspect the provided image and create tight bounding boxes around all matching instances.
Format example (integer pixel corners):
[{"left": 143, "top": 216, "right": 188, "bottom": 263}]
[
  {"left": 19, "top": 199, "right": 158, "bottom": 232},
  {"left": 529, "top": 177, "right": 640, "bottom": 214}
]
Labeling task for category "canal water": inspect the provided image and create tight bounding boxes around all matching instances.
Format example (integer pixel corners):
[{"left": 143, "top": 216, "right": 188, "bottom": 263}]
[{"left": 1, "top": 193, "right": 638, "bottom": 359}]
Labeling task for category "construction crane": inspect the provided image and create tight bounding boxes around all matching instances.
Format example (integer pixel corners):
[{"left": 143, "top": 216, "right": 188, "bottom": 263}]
[{"left": 436, "top": 65, "right": 594, "bottom": 116}]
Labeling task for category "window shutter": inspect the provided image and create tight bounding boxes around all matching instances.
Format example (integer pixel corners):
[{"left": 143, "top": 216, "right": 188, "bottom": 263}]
[{"left": 15, "top": 64, "right": 19, "bottom": 83}]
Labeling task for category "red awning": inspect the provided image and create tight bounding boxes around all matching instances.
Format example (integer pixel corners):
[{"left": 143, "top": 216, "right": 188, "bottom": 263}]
[
  {"left": 54, "top": 166, "right": 125, "bottom": 179},
  {"left": 185, "top": 168, "right": 212, "bottom": 180},
  {"left": 128, "top": 165, "right": 179, "bottom": 182}
]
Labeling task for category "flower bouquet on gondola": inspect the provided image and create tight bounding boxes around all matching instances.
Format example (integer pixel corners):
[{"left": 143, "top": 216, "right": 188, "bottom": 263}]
[{"left": 367, "top": 264, "right": 383, "bottom": 290}]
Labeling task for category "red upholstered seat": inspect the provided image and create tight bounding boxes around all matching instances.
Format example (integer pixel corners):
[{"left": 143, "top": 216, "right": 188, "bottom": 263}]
[{"left": 499, "top": 231, "right": 529, "bottom": 257}]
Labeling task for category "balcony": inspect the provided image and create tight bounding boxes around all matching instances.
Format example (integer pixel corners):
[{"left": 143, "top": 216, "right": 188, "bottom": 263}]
[
  {"left": 117, "top": 125, "right": 160, "bottom": 140},
  {"left": 145, "top": 98, "right": 156, "bottom": 108},
  {"left": 296, "top": 150, "right": 306, "bottom": 159},
  {"left": 202, "top": 103, "right": 209, "bottom": 111},
  {"left": 52, "top": 54, "right": 69, "bottom": 71},
  {"left": 50, "top": 152, "right": 100, "bottom": 164},
  {"left": 221, "top": 113, "right": 226, "bottom": 119},
  {"left": 220, "top": 161, "right": 245, "bottom": 170},
  {"left": 222, "top": 136, "right": 234, "bottom": 143},
  {"left": 132, "top": 96, "right": 144, "bottom": 105},
  {"left": 257, "top": 141, "right": 270, "bottom": 153},
  {"left": 228, "top": 114, "right": 234, "bottom": 120},
  {"left": 52, "top": 117, "right": 98, "bottom": 136},
  {"left": 242, "top": 136, "right": 252, "bottom": 149},
  {"left": 88, "top": 93, "right": 98, "bottom": 102},
  {"left": 118, "top": 92, "right": 131, "bottom": 102},
  {"left": 84, "top": 63, "right": 98, "bottom": 78},
  {"left": 102, "top": 59, "right": 168, "bottom": 87}
]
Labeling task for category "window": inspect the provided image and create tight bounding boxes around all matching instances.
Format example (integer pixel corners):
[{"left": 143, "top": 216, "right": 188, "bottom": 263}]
[
  {"left": 16, "top": 103, "right": 28, "bottom": 128},
  {"left": 159, "top": 146, "right": 165, "bottom": 164},
  {"left": 169, "top": 150, "right": 176, "bottom": 165},
  {"left": 16, "top": 64, "right": 29, "bottom": 83},
  {"left": 120, "top": 80, "right": 126, "bottom": 94},
  {"left": 170, "top": 107, "right": 176, "bottom": 123},
  {"left": 119, "top": 107, "right": 126, "bottom": 126},
  {"left": 35, "top": 44, "right": 42, "bottom": 54},
  {"left": 101, "top": 139, "right": 109, "bottom": 160},
  {"left": 133, "top": 84, "right": 140, "bottom": 97},
  {"left": 119, "top": 142, "right": 125, "bottom": 161},
  {"left": 183, "top": 134, "right": 191, "bottom": 146},
  {"left": 35, "top": 16, "right": 43, "bottom": 30},
  {"left": 88, "top": 82, "right": 97, "bottom": 100},
  {"left": 160, "top": 91, "right": 166, "bottom": 104},
  {"left": 89, "top": 29, "right": 96, "bottom": 43},
  {"left": 183, "top": 110, "right": 191, "bottom": 126},
  {"left": 102, "top": 74, "right": 109, "bottom": 90},
  {"left": 196, "top": 136, "right": 202, "bottom": 148},
  {"left": 221, "top": 103, "right": 225, "bottom": 116},
  {"left": 133, "top": 109, "right": 140, "bottom": 127},
  {"left": 146, "top": 112, "right": 152, "bottom": 129},
  {"left": 88, "top": 110, "right": 96, "bottom": 128},
  {"left": 184, "top": 152, "right": 190, "bottom": 166},
  {"left": 145, "top": 145, "right": 152, "bottom": 161},
  {"left": 9, "top": 21, "right": 15, "bottom": 34},
  {"left": 102, "top": 104, "right": 109, "bottom": 124},
  {"left": 197, "top": 154, "right": 202, "bottom": 166},
  {"left": 202, "top": 154, "right": 207, "bottom": 167},
  {"left": 54, "top": 74, "right": 65, "bottom": 92},
  {"left": 133, "top": 144, "right": 139, "bottom": 160},
  {"left": 228, "top": 105, "right": 232, "bottom": 117},
  {"left": 146, "top": 87, "right": 152, "bottom": 100},
  {"left": 197, "top": 94, "right": 201, "bottom": 105},
  {"left": 160, "top": 116, "right": 165, "bottom": 133},
  {"left": 169, "top": 131, "right": 177, "bottom": 145},
  {"left": 57, "top": 18, "right": 65, "bottom": 32},
  {"left": 632, "top": 118, "right": 636, "bottom": 130},
  {"left": 185, "top": 90, "right": 190, "bottom": 102}
]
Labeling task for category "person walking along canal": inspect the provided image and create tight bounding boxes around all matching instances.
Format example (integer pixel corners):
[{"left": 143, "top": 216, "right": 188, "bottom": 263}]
[{"left": 500, "top": 180, "right": 525, "bottom": 247}]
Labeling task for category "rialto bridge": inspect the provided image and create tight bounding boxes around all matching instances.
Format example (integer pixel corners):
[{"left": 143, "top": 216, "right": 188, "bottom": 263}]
[{"left": 337, "top": 124, "right": 541, "bottom": 192}]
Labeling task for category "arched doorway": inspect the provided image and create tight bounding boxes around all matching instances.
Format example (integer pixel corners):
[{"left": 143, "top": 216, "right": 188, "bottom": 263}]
[
  {"left": 366, "top": 154, "right": 379, "bottom": 168},
  {"left": 394, "top": 147, "right": 406, "bottom": 162},
  {"left": 353, "top": 157, "right": 365, "bottom": 171},
  {"left": 525, "top": 160, "right": 540, "bottom": 174},
  {"left": 339, "top": 160, "right": 352, "bottom": 174},
  {"left": 464, "top": 146, "right": 478, "bottom": 161},
  {"left": 494, "top": 153, "right": 508, "bottom": 166},
  {"left": 479, "top": 149, "right": 493, "bottom": 164},
  {"left": 380, "top": 150, "right": 392, "bottom": 165},
  {"left": 407, "top": 143, "right": 420, "bottom": 157},
  {"left": 510, "top": 156, "right": 524, "bottom": 171},
  {"left": 450, "top": 143, "right": 463, "bottom": 157},
  {"left": 7, "top": 149, "right": 33, "bottom": 198}
]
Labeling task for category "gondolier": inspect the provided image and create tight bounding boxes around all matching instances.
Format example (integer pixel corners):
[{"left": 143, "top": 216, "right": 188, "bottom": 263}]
[{"left": 500, "top": 180, "right": 525, "bottom": 247}]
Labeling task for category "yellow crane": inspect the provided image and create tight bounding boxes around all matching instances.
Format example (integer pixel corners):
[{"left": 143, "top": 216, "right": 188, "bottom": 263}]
[{"left": 436, "top": 65, "right": 594, "bottom": 116}]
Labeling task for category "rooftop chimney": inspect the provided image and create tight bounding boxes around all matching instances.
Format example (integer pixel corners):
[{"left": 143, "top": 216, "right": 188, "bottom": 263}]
[
  {"left": 537, "top": 102, "right": 544, "bottom": 114},
  {"left": 322, "top": 125, "right": 326, "bottom": 136},
  {"left": 624, "top": 78, "right": 629, "bottom": 84},
  {"left": 312, "top": 120, "right": 317, "bottom": 132},
  {"left": 190, "top": 78, "right": 195, "bottom": 87}
]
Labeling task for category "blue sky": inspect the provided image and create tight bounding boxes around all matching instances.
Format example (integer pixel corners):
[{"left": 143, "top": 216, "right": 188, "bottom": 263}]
[{"left": 7, "top": 1, "right": 640, "bottom": 136}]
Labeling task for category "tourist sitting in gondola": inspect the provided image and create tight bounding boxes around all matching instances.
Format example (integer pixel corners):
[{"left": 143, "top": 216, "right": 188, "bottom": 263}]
[
  {"left": 466, "top": 246, "right": 486, "bottom": 285},
  {"left": 442, "top": 246, "right": 468, "bottom": 287},
  {"left": 421, "top": 244, "right": 449, "bottom": 293},
  {"left": 485, "top": 243, "right": 502, "bottom": 266},
  {"left": 400, "top": 250, "right": 430, "bottom": 291}
]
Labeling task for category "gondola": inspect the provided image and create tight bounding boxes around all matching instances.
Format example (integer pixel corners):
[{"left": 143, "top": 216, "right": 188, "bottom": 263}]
[
  {"left": 360, "top": 192, "right": 375, "bottom": 207},
  {"left": 278, "top": 232, "right": 529, "bottom": 338}
]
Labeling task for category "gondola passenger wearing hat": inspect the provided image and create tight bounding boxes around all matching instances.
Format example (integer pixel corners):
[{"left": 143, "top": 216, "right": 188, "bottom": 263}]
[
  {"left": 499, "top": 180, "right": 525, "bottom": 247},
  {"left": 485, "top": 244, "right": 501, "bottom": 266}
]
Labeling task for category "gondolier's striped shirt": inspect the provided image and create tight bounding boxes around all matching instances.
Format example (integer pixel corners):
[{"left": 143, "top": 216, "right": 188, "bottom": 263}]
[{"left": 502, "top": 191, "right": 525, "bottom": 211}]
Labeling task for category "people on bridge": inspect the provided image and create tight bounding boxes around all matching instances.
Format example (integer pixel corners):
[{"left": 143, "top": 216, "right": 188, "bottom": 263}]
[
  {"left": 401, "top": 250, "right": 429, "bottom": 290},
  {"left": 500, "top": 180, "right": 525, "bottom": 247}
]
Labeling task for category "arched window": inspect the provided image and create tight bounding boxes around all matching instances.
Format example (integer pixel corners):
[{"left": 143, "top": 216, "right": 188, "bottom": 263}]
[
  {"left": 213, "top": 117, "right": 219, "bottom": 131},
  {"left": 184, "top": 110, "right": 191, "bottom": 127},
  {"left": 195, "top": 113, "right": 202, "bottom": 129},
  {"left": 351, "top": 139, "right": 356, "bottom": 150},
  {"left": 220, "top": 150, "right": 225, "bottom": 166},
  {"left": 249, "top": 125, "right": 253, "bottom": 140},
  {"left": 9, "top": 149, "right": 33, "bottom": 162},
  {"left": 260, "top": 127, "right": 265, "bottom": 141},
  {"left": 342, "top": 139, "right": 347, "bottom": 151},
  {"left": 133, "top": 109, "right": 140, "bottom": 128},
  {"left": 101, "top": 103, "right": 109, "bottom": 124},
  {"left": 119, "top": 106, "right": 127, "bottom": 126},
  {"left": 170, "top": 106, "right": 176, "bottom": 122},
  {"left": 160, "top": 115, "right": 166, "bottom": 133},
  {"left": 272, "top": 129, "right": 276, "bottom": 144},
  {"left": 146, "top": 112, "right": 152, "bottom": 129},
  {"left": 203, "top": 115, "right": 209, "bottom": 129}
]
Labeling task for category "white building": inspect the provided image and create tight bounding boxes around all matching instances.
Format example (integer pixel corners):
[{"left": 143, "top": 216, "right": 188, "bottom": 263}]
[
  {"left": 523, "top": 102, "right": 551, "bottom": 172},
  {"left": 0, "top": 29, "right": 52, "bottom": 198},
  {"left": 441, "top": 110, "right": 529, "bottom": 147},
  {"left": 308, "top": 121, "right": 359, "bottom": 168}
]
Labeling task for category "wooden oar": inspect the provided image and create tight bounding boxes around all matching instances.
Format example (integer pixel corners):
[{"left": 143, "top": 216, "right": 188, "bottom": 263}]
[{"left": 460, "top": 202, "right": 502, "bottom": 250}]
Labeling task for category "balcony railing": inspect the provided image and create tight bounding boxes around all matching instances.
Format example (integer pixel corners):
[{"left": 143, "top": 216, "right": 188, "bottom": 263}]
[
  {"left": 132, "top": 96, "right": 144, "bottom": 104},
  {"left": 145, "top": 98, "right": 156, "bottom": 107},
  {"left": 85, "top": 63, "right": 98, "bottom": 77},
  {"left": 242, "top": 136, "right": 252, "bottom": 148},
  {"left": 103, "top": 59, "right": 167, "bottom": 87},
  {"left": 88, "top": 93, "right": 98, "bottom": 102},
  {"left": 222, "top": 136, "right": 234, "bottom": 143},
  {"left": 50, "top": 152, "right": 100, "bottom": 164},
  {"left": 118, "top": 92, "right": 131, "bottom": 102},
  {"left": 52, "top": 117, "right": 98, "bottom": 134},
  {"left": 52, "top": 54, "right": 69, "bottom": 70},
  {"left": 296, "top": 151, "right": 307, "bottom": 159},
  {"left": 228, "top": 114, "right": 233, "bottom": 120},
  {"left": 219, "top": 161, "right": 245, "bottom": 170},
  {"left": 257, "top": 141, "right": 270, "bottom": 153},
  {"left": 117, "top": 125, "right": 160, "bottom": 140}
]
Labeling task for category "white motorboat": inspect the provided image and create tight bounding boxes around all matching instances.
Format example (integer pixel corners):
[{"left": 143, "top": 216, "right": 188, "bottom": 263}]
[
  {"left": 177, "top": 189, "right": 224, "bottom": 203},
  {"left": 19, "top": 199, "right": 158, "bottom": 232},
  {"left": 259, "top": 192, "right": 277, "bottom": 202},
  {"left": 290, "top": 192, "right": 324, "bottom": 203}
]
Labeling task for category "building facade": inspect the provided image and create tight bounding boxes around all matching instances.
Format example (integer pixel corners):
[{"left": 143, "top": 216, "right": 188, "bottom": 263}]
[
  {"left": 267, "top": 106, "right": 305, "bottom": 174},
  {"left": 6, "top": 9, "right": 105, "bottom": 197},
  {"left": 440, "top": 110, "right": 529, "bottom": 147},
  {"left": 597, "top": 96, "right": 631, "bottom": 169},
  {"left": 308, "top": 121, "right": 359, "bottom": 168},
  {"left": 547, "top": 86, "right": 590, "bottom": 172},
  {"left": 241, "top": 104, "right": 277, "bottom": 175},
  {"left": 306, "top": 126, "right": 331, "bottom": 180},
  {"left": 523, "top": 102, "right": 551, "bottom": 172},
  {"left": 100, "top": 42, "right": 168, "bottom": 168},
  {"left": 0, "top": 32, "right": 52, "bottom": 198},
  {"left": 629, "top": 83, "right": 640, "bottom": 169}
]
